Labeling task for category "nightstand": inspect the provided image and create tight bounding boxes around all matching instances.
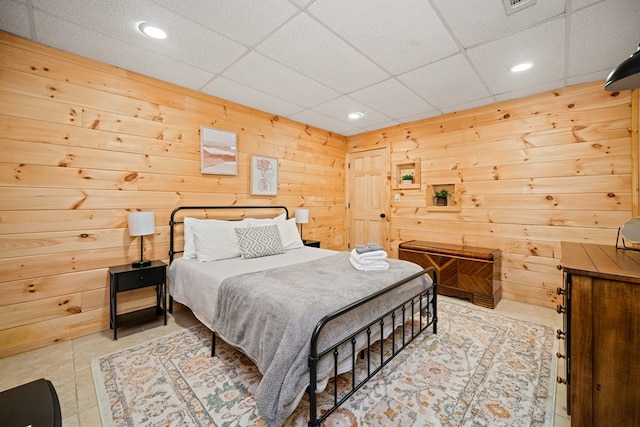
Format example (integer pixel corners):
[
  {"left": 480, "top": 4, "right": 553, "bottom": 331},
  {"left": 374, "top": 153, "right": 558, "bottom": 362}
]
[
  {"left": 108, "top": 260, "right": 167, "bottom": 340},
  {"left": 303, "top": 239, "right": 321, "bottom": 248}
]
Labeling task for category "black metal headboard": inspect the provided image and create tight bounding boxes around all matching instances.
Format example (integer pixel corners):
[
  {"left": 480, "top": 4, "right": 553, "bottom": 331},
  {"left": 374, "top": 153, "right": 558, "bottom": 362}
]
[{"left": 168, "top": 205, "right": 290, "bottom": 264}]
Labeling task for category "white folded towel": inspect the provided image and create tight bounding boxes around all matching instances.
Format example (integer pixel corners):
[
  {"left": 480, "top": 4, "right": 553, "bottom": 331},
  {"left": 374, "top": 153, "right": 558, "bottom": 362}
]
[
  {"left": 350, "top": 248, "right": 388, "bottom": 264},
  {"left": 349, "top": 256, "right": 389, "bottom": 271}
]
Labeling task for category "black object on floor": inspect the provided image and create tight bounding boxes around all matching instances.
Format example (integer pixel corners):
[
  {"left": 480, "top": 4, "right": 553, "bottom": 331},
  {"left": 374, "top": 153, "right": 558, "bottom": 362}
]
[{"left": 0, "top": 378, "right": 62, "bottom": 427}]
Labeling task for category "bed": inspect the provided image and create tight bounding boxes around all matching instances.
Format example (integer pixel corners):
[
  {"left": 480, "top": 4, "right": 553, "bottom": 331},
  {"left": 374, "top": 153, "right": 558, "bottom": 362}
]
[{"left": 167, "top": 205, "right": 437, "bottom": 426}]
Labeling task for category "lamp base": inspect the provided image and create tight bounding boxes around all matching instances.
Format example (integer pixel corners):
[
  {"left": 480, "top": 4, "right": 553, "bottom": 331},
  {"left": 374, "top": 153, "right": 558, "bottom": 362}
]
[{"left": 131, "top": 259, "right": 152, "bottom": 268}]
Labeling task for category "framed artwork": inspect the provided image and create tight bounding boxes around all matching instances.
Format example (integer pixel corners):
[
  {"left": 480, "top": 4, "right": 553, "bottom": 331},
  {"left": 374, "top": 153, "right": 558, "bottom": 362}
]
[
  {"left": 200, "top": 126, "right": 238, "bottom": 175},
  {"left": 251, "top": 155, "right": 278, "bottom": 196}
]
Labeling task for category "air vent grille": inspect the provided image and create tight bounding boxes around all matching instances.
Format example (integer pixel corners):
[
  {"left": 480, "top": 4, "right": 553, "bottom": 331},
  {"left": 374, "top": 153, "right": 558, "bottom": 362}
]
[{"left": 503, "top": 0, "right": 537, "bottom": 15}]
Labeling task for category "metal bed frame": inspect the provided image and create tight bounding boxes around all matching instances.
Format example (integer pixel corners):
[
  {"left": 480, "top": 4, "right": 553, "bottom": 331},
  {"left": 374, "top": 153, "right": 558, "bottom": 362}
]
[{"left": 168, "top": 205, "right": 437, "bottom": 426}]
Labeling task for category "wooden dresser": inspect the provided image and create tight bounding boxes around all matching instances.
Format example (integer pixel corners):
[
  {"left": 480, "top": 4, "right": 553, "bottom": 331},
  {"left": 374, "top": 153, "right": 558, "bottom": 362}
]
[
  {"left": 398, "top": 240, "right": 501, "bottom": 309},
  {"left": 558, "top": 242, "right": 640, "bottom": 426}
]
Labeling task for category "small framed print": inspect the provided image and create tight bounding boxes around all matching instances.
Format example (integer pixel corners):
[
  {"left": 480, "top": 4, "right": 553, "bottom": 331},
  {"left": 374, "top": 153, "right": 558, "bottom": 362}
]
[
  {"left": 200, "top": 126, "right": 238, "bottom": 175},
  {"left": 251, "top": 155, "right": 278, "bottom": 196}
]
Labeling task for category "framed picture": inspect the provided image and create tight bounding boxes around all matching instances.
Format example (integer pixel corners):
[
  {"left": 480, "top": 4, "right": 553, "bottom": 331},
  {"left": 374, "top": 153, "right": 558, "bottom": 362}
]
[
  {"left": 251, "top": 155, "right": 278, "bottom": 196},
  {"left": 200, "top": 126, "right": 237, "bottom": 175}
]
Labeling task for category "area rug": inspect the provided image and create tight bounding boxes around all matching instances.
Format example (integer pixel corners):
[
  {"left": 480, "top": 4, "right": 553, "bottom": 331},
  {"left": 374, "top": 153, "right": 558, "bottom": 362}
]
[{"left": 92, "top": 298, "right": 556, "bottom": 426}]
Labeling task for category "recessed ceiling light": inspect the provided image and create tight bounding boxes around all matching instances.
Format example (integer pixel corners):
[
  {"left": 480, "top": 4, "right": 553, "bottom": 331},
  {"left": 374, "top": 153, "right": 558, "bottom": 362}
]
[
  {"left": 348, "top": 112, "right": 364, "bottom": 120},
  {"left": 511, "top": 62, "right": 533, "bottom": 72},
  {"left": 137, "top": 22, "right": 167, "bottom": 40}
]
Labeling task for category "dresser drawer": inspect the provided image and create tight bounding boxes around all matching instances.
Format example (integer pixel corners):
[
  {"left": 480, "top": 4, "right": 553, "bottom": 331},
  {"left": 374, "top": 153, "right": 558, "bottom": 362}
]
[{"left": 113, "top": 266, "right": 165, "bottom": 292}]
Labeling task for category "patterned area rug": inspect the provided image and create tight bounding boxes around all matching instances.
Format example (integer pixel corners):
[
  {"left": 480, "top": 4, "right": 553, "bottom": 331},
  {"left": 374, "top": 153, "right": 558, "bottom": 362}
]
[{"left": 92, "top": 298, "right": 556, "bottom": 426}]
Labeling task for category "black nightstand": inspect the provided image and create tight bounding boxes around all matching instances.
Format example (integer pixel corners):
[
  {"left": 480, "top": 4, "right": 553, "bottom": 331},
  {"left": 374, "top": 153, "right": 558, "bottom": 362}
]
[
  {"left": 108, "top": 260, "right": 167, "bottom": 340},
  {"left": 303, "top": 239, "right": 321, "bottom": 248}
]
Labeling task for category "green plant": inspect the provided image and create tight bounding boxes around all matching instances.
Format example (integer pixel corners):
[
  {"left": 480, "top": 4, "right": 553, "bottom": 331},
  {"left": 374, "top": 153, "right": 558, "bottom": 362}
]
[
  {"left": 401, "top": 174, "right": 414, "bottom": 181},
  {"left": 434, "top": 189, "right": 450, "bottom": 199}
]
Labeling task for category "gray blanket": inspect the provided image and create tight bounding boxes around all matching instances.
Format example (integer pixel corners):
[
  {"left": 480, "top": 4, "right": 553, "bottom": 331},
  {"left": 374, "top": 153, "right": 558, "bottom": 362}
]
[{"left": 212, "top": 252, "right": 432, "bottom": 427}]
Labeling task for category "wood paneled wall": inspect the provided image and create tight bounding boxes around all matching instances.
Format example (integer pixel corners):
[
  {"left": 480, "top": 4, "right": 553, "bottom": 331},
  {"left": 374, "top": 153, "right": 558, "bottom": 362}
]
[
  {"left": 1, "top": 30, "right": 637, "bottom": 357},
  {"left": 0, "top": 33, "right": 346, "bottom": 357},
  {"left": 347, "top": 82, "right": 635, "bottom": 309}
]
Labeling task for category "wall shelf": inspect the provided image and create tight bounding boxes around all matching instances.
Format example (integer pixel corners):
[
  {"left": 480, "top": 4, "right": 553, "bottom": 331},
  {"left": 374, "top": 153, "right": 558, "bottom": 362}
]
[
  {"left": 427, "top": 181, "right": 461, "bottom": 211},
  {"left": 392, "top": 159, "right": 421, "bottom": 189}
]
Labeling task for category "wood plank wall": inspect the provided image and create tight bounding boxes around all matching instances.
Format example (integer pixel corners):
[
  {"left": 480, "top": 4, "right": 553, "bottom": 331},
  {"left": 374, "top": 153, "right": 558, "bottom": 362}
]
[
  {"left": 0, "top": 33, "right": 346, "bottom": 358},
  {"left": 347, "top": 82, "right": 635, "bottom": 309},
  {"left": 0, "top": 30, "right": 637, "bottom": 357}
]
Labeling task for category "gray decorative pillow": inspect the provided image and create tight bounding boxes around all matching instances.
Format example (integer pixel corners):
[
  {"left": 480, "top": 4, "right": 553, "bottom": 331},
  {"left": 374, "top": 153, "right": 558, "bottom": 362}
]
[{"left": 235, "top": 224, "right": 284, "bottom": 259}]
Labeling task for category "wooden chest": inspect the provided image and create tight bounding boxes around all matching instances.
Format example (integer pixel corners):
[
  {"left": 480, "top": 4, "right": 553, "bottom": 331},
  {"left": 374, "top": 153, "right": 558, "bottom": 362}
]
[{"left": 399, "top": 240, "right": 501, "bottom": 309}]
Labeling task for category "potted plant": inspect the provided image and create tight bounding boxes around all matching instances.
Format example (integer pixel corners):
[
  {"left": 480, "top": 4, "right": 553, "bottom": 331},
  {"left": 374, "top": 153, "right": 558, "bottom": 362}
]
[
  {"left": 434, "top": 189, "right": 450, "bottom": 206},
  {"left": 401, "top": 174, "right": 414, "bottom": 184}
]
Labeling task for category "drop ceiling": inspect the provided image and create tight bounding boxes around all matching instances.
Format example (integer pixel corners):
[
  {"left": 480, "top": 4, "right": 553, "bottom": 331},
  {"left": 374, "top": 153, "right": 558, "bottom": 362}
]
[{"left": 1, "top": 0, "right": 639, "bottom": 136}]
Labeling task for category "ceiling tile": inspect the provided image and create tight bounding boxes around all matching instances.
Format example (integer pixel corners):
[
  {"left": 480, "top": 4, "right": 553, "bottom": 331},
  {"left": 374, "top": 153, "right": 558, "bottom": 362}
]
[
  {"left": 439, "top": 96, "right": 496, "bottom": 115},
  {"left": 311, "top": 96, "right": 393, "bottom": 128},
  {"left": 467, "top": 18, "right": 565, "bottom": 95},
  {"left": 256, "top": 12, "right": 389, "bottom": 93},
  {"left": 340, "top": 129, "right": 367, "bottom": 137},
  {"left": 33, "top": 0, "right": 248, "bottom": 74},
  {"left": 288, "top": 109, "right": 361, "bottom": 135},
  {"left": 568, "top": 0, "right": 640, "bottom": 80},
  {"left": 361, "top": 119, "right": 401, "bottom": 132},
  {"left": 33, "top": 10, "right": 216, "bottom": 90},
  {"left": 308, "top": 0, "right": 459, "bottom": 75},
  {"left": 0, "top": 0, "right": 31, "bottom": 39},
  {"left": 290, "top": 0, "right": 315, "bottom": 7},
  {"left": 567, "top": 71, "right": 607, "bottom": 87},
  {"left": 202, "top": 77, "right": 306, "bottom": 117},
  {"left": 399, "top": 53, "right": 491, "bottom": 109},
  {"left": 493, "top": 79, "right": 564, "bottom": 103},
  {"left": 151, "top": 0, "right": 299, "bottom": 47},
  {"left": 432, "top": 0, "right": 566, "bottom": 48},
  {"left": 349, "top": 79, "right": 437, "bottom": 120},
  {"left": 222, "top": 52, "right": 340, "bottom": 107},
  {"left": 399, "top": 110, "right": 442, "bottom": 125},
  {"left": 571, "top": 0, "right": 604, "bottom": 11}
]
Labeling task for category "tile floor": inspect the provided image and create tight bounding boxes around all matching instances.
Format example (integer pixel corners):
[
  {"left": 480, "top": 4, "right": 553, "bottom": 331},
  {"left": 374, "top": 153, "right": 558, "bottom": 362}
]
[{"left": 0, "top": 297, "right": 571, "bottom": 426}]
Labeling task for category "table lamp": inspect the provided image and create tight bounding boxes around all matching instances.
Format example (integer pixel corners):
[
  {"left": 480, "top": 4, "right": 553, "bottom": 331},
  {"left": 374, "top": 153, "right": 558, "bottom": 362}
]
[
  {"left": 295, "top": 208, "right": 309, "bottom": 241},
  {"left": 128, "top": 211, "right": 155, "bottom": 268}
]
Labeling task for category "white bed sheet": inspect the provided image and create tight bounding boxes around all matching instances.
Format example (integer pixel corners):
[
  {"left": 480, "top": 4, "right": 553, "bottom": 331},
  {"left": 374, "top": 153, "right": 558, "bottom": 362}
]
[{"left": 169, "top": 246, "right": 337, "bottom": 328}]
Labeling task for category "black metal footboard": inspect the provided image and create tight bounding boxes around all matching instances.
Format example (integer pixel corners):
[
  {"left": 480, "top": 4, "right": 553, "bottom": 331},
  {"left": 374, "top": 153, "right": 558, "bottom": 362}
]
[{"left": 307, "top": 267, "right": 437, "bottom": 426}]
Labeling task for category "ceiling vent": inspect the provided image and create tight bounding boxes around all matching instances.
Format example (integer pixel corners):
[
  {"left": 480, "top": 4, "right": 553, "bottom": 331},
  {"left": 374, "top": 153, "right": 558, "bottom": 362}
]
[{"left": 503, "top": 0, "right": 537, "bottom": 15}]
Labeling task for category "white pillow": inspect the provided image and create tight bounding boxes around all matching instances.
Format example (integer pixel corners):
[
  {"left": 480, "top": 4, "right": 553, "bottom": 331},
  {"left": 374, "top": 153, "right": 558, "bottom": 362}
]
[
  {"left": 235, "top": 224, "right": 284, "bottom": 259},
  {"left": 182, "top": 217, "right": 198, "bottom": 259},
  {"left": 189, "top": 218, "right": 250, "bottom": 262},
  {"left": 182, "top": 214, "right": 286, "bottom": 259},
  {"left": 246, "top": 212, "right": 287, "bottom": 226},
  {"left": 277, "top": 218, "right": 304, "bottom": 250}
]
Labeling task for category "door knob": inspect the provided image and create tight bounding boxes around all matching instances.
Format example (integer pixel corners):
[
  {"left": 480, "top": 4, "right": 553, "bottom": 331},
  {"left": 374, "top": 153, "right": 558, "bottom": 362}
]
[{"left": 380, "top": 213, "right": 386, "bottom": 218}]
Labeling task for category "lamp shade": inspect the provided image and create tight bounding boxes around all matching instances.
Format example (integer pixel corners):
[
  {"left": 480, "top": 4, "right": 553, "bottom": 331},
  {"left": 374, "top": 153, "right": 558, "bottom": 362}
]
[
  {"left": 605, "top": 43, "right": 640, "bottom": 91},
  {"left": 127, "top": 211, "right": 155, "bottom": 236},
  {"left": 295, "top": 209, "right": 309, "bottom": 224}
]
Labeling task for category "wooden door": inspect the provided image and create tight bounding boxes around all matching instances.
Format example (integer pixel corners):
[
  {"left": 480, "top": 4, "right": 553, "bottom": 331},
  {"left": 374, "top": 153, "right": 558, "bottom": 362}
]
[{"left": 347, "top": 148, "right": 390, "bottom": 250}]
